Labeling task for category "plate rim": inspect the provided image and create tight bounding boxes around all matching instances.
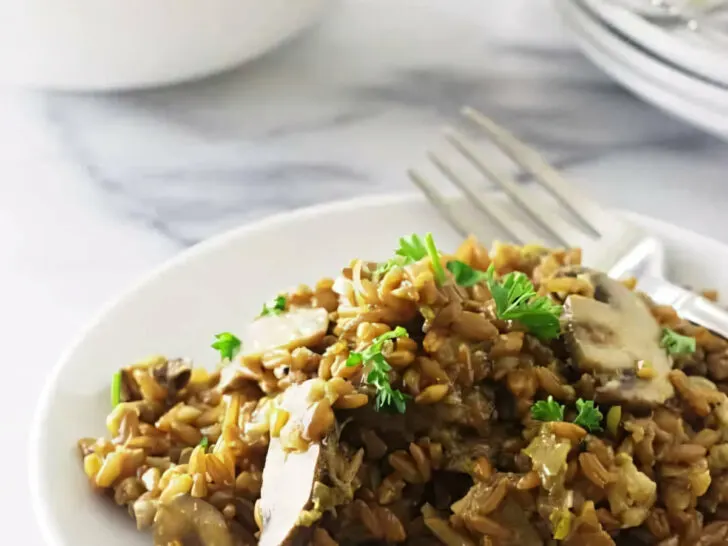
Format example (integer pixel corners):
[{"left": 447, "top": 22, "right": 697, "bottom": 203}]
[
  {"left": 28, "top": 191, "right": 728, "bottom": 545},
  {"left": 580, "top": 0, "right": 728, "bottom": 89},
  {"left": 555, "top": 0, "right": 728, "bottom": 138}
]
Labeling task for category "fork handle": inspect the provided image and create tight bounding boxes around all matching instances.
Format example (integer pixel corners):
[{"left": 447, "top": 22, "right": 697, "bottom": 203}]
[{"left": 637, "top": 275, "right": 728, "bottom": 339}]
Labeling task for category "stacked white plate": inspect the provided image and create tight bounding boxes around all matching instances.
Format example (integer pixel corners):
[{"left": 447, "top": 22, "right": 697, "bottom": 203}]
[{"left": 554, "top": 0, "right": 728, "bottom": 140}]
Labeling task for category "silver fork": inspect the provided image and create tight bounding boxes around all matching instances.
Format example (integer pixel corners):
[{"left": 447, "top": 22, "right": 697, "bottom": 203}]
[{"left": 409, "top": 106, "right": 728, "bottom": 338}]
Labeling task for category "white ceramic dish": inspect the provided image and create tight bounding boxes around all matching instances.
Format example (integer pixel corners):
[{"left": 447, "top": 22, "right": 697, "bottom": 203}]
[
  {"left": 0, "top": 0, "right": 334, "bottom": 91},
  {"left": 555, "top": 0, "right": 728, "bottom": 140},
  {"left": 582, "top": 0, "right": 728, "bottom": 87},
  {"left": 30, "top": 194, "right": 728, "bottom": 546}
]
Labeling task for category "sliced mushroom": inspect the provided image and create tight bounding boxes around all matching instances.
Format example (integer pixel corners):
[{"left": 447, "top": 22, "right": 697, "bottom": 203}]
[
  {"left": 562, "top": 270, "right": 674, "bottom": 407},
  {"left": 153, "top": 495, "right": 234, "bottom": 546},
  {"left": 243, "top": 307, "right": 329, "bottom": 358},
  {"left": 152, "top": 358, "right": 193, "bottom": 398},
  {"left": 258, "top": 381, "right": 325, "bottom": 546},
  {"left": 218, "top": 365, "right": 265, "bottom": 397}
]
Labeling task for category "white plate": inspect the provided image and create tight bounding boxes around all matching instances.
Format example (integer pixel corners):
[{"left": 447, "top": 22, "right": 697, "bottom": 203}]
[
  {"left": 581, "top": 0, "right": 728, "bottom": 87},
  {"left": 555, "top": 0, "right": 728, "bottom": 140},
  {"left": 29, "top": 194, "right": 728, "bottom": 546}
]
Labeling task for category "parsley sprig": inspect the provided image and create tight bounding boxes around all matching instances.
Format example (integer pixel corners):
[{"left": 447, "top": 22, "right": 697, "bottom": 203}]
[
  {"left": 446, "top": 260, "right": 488, "bottom": 287},
  {"left": 530, "top": 396, "right": 604, "bottom": 433},
  {"left": 376, "top": 233, "right": 445, "bottom": 285},
  {"left": 110, "top": 370, "right": 122, "bottom": 408},
  {"left": 447, "top": 260, "right": 562, "bottom": 339},
  {"left": 261, "top": 295, "right": 287, "bottom": 317},
  {"left": 530, "top": 395, "right": 564, "bottom": 422},
  {"left": 396, "top": 234, "right": 428, "bottom": 262},
  {"left": 424, "top": 233, "right": 446, "bottom": 285},
  {"left": 573, "top": 399, "right": 603, "bottom": 432},
  {"left": 211, "top": 332, "right": 242, "bottom": 360},
  {"left": 485, "top": 265, "right": 562, "bottom": 340},
  {"left": 660, "top": 328, "right": 696, "bottom": 355},
  {"left": 346, "top": 326, "right": 411, "bottom": 413}
]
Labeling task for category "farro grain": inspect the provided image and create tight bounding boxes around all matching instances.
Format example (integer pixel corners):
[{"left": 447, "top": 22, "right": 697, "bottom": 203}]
[
  {"left": 388, "top": 451, "right": 421, "bottom": 484},
  {"left": 550, "top": 421, "right": 587, "bottom": 441},
  {"left": 579, "top": 452, "right": 616, "bottom": 488},
  {"left": 415, "top": 384, "right": 450, "bottom": 405}
]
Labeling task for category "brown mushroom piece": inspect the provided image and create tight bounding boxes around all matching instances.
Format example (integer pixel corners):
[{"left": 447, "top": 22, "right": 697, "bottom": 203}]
[
  {"left": 258, "top": 381, "right": 327, "bottom": 546},
  {"left": 153, "top": 358, "right": 193, "bottom": 396},
  {"left": 562, "top": 270, "right": 674, "bottom": 407},
  {"left": 153, "top": 495, "right": 234, "bottom": 546}
]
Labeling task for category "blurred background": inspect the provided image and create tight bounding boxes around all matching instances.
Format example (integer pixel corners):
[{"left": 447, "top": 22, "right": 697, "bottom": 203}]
[{"left": 2, "top": 0, "right": 728, "bottom": 541}]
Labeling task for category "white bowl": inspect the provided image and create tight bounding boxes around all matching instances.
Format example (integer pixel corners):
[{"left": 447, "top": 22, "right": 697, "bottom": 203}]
[
  {"left": 30, "top": 194, "right": 728, "bottom": 546},
  {"left": 1, "top": 0, "right": 334, "bottom": 91}
]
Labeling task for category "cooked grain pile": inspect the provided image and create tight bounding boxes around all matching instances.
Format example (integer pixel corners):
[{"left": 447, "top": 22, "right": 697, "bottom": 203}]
[{"left": 78, "top": 235, "right": 728, "bottom": 546}]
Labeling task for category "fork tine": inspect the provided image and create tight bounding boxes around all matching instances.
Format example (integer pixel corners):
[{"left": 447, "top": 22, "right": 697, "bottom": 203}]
[
  {"left": 426, "top": 151, "right": 531, "bottom": 245},
  {"left": 462, "top": 107, "right": 604, "bottom": 237},
  {"left": 407, "top": 168, "right": 470, "bottom": 238},
  {"left": 444, "top": 128, "right": 571, "bottom": 248}
]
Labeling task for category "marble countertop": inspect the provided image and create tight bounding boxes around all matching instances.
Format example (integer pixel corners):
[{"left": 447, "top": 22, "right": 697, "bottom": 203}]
[{"left": 4, "top": 0, "right": 728, "bottom": 541}]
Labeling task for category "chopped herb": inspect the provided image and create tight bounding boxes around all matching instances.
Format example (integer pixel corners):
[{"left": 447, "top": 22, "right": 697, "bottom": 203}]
[
  {"left": 346, "top": 326, "right": 411, "bottom": 413},
  {"left": 530, "top": 395, "right": 565, "bottom": 423},
  {"left": 374, "top": 256, "right": 408, "bottom": 278},
  {"left": 375, "top": 233, "right": 444, "bottom": 285},
  {"left": 110, "top": 370, "right": 122, "bottom": 408},
  {"left": 373, "top": 235, "right": 426, "bottom": 280},
  {"left": 261, "top": 294, "right": 287, "bottom": 317},
  {"left": 199, "top": 436, "right": 209, "bottom": 450},
  {"left": 395, "top": 234, "right": 428, "bottom": 262},
  {"left": 446, "top": 260, "right": 488, "bottom": 287},
  {"left": 573, "top": 399, "right": 603, "bottom": 432},
  {"left": 530, "top": 397, "right": 603, "bottom": 433},
  {"left": 485, "top": 265, "right": 562, "bottom": 340},
  {"left": 424, "top": 233, "right": 445, "bottom": 285},
  {"left": 211, "top": 332, "right": 242, "bottom": 360},
  {"left": 660, "top": 328, "right": 696, "bottom": 355}
]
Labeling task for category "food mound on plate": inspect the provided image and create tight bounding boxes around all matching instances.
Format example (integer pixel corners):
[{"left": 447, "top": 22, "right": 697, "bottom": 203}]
[{"left": 77, "top": 234, "right": 728, "bottom": 546}]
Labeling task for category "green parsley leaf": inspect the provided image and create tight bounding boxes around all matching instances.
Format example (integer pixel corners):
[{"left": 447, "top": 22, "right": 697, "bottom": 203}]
[
  {"left": 199, "top": 436, "right": 209, "bottom": 450},
  {"left": 573, "top": 399, "right": 603, "bottom": 432},
  {"left": 424, "top": 233, "right": 446, "bottom": 285},
  {"left": 346, "top": 327, "right": 411, "bottom": 413},
  {"left": 530, "top": 395, "right": 564, "bottom": 423},
  {"left": 395, "top": 234, "right": 428, "bottom": 262},
  {"left": 485, "top": 265, "right": 562, "bottom": 340},
  {"left": 111, "top": 370, "right": 122, "bottom": 408},
  {"left": 375, "top": 234, "right": 444, "bottom": 284},
  {"left": 660, "top": 328, "right": 696, "bottom": 355},
  {"left": 211, "top": 332, "right": 242, "bottom": 360},
  {"left": 446, "top": 260, "right": 489, "bottom": 287},
  {"left": 374, "top": 256, "right": 408, "bottom": 280},
  {"left": 261, "top": 294, "right": 287, "bottom": 317},
  {"left": 346, "top": 326, "right": 409, "bottom": 366},
  {"left": 376, "top": 385, "right": 409, "bottom": 414}
]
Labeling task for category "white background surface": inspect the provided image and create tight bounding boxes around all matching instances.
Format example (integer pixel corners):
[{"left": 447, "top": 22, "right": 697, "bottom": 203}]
[{"left": 2, "top": 0, "right": 728, "bottom": 542}]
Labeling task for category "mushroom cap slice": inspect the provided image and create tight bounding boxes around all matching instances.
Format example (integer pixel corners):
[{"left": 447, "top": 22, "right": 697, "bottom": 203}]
[
  {"left": 153, "top": 495, "right": 234, "bottom": 546},
  {"left": 259, "top": 437, "right": 322, "bottom": 546},
  {"left": 562, "top": 271, "right": 674, "bottom": 407},
  {"left": 243, "top": 307, "right": 329, "bottom": 358},
  {"left": 258, "top": 381, "right": 325, "bottom": 546}
]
